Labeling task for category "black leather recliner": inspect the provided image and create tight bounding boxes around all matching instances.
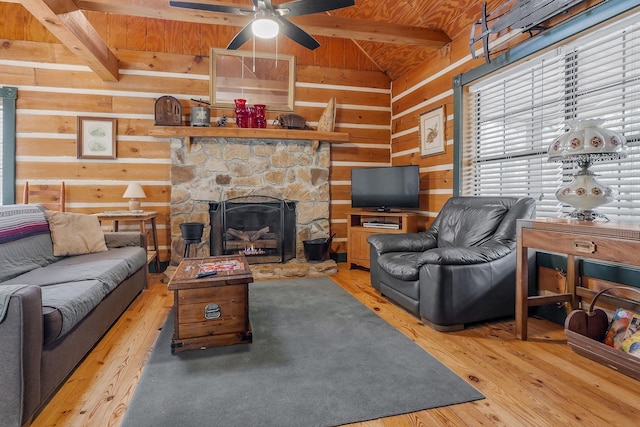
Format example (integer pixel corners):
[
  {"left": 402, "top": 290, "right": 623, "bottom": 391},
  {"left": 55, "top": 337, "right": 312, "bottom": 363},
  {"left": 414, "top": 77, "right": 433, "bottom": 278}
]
[{"left": 367, "top": 196, "right": 536, "bottom": 331}]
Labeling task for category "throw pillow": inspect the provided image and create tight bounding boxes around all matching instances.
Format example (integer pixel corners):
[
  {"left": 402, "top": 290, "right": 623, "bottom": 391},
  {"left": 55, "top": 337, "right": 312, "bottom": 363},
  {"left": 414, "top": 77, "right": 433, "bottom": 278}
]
[{"left": 45, "top": 211, "right": 108, "bottom": 256}]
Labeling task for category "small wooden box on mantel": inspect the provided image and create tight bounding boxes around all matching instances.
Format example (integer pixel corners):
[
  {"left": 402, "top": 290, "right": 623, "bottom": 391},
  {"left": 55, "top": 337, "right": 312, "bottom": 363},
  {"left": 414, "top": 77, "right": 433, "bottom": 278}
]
[{"left": 167, "top": 255, "right": 254, "bottom": 353}]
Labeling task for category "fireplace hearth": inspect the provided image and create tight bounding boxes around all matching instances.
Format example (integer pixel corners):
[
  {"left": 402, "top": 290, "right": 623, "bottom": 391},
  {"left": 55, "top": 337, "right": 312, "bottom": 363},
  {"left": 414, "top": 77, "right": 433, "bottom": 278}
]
[{"left": 209, "top": 196, "right": 296, "bottom": 264}]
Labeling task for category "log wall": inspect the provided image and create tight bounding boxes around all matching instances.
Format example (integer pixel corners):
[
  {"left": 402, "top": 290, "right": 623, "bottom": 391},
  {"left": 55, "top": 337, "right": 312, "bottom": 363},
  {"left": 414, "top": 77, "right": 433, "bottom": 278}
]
[
  {"left": 0, "top": 3, "right": 391, "bottom": 261},
  {"left": 388, "top": 0, "right": 605, "bottom": 231},
  {"left": 0, "top": 1, "right": 607, "bottom": 260}
]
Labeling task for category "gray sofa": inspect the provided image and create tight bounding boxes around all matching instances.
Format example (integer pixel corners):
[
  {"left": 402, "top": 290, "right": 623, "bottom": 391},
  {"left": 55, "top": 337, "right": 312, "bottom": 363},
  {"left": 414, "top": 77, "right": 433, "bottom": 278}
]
[
  {"left": 0, "top": 204, "right": 147, "bottom": 426},
  {"left": 368, "top": 196, "right": 536, "bottom": 331}
]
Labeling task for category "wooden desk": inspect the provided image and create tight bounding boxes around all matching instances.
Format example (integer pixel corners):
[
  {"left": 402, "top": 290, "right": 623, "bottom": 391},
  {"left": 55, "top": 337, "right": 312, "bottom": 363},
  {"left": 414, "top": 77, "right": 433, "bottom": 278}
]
[
  {"left": 167, "top": 255, "right": 253, "bottom": 353},
  {"left": 516, "top": 218, "right": 640, "bottom": 340},
  {"left": 97, "top": 211, "right": 161, "bottom": 272}
]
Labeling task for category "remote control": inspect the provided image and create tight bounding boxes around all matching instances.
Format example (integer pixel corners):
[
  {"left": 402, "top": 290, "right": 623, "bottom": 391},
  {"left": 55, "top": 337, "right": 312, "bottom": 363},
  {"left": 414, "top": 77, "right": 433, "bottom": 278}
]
[{"left": 195, "top": 271, "right": 217, "bottom": 278}]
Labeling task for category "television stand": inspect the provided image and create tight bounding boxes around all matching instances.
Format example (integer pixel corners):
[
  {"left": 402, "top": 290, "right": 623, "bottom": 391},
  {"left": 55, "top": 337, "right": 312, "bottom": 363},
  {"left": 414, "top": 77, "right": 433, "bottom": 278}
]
[{"left": 347, "top": 210, "right": 418, "bottom": 269}]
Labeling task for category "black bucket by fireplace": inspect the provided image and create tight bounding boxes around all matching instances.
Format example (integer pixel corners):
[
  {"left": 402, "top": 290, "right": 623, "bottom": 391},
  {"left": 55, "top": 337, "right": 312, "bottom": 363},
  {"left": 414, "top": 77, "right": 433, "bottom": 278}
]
[{"left": 209, "top": 196, "right": 296, "bottom": 264}]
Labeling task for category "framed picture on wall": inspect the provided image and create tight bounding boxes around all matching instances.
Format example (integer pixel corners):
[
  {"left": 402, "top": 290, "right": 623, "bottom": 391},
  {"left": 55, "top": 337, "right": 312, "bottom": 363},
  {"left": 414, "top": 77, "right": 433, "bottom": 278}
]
[
  {"left": 420, "top": 106, "right": 445, "bottom": 157},
  {"left": 77, "top": 117, "right": 116, "bottom": 159}
]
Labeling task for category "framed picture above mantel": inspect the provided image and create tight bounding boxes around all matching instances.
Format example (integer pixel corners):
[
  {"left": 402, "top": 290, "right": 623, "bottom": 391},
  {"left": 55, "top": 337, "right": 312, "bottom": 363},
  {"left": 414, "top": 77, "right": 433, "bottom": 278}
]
[{"left": 210, "top": 48, "right": 295, "bottom": 112}]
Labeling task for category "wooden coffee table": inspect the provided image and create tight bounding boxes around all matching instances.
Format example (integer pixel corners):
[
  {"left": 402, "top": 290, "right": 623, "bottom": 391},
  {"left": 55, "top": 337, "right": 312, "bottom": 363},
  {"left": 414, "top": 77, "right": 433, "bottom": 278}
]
[{"left": 167, "top": 255, "right": 253, "bottom": 353}]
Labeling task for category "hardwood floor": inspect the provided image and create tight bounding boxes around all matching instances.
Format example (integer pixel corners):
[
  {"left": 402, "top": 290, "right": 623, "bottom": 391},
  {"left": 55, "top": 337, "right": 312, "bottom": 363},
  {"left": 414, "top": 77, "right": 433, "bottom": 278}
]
[{"left": 32, "top": 264, "right": 640, "bottom": 426}]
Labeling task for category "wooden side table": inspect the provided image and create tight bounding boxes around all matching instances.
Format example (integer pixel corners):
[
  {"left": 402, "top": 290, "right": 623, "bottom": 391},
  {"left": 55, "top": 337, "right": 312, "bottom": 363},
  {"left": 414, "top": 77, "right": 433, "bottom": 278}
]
[
  {"left": 167, "top": 255, "right": 254, "bottom": 353},
  {"left": 96, "top": 211, "right": 161, "bottom": 272},
  {"left": 516, "top": 218, "right": 640, "bottom": 340}
]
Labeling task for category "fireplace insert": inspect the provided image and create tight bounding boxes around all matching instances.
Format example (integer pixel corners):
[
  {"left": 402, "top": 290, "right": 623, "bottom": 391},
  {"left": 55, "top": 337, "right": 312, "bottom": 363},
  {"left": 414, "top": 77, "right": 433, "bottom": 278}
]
[{"left": 209, "top": 196, "right": 296, "bottom": 264}]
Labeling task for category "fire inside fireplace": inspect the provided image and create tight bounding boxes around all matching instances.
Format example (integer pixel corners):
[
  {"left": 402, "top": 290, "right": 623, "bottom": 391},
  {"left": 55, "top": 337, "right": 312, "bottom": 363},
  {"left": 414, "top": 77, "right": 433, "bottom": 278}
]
[{"left": 209, "top": 196, "right": 296, "bottom": 264}]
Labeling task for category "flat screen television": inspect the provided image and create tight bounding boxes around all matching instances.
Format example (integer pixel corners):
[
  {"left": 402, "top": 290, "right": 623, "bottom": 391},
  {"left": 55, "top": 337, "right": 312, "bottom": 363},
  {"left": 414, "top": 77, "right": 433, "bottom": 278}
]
[{"left": 351, "top": 165, "right": 420, "bottom": 211}]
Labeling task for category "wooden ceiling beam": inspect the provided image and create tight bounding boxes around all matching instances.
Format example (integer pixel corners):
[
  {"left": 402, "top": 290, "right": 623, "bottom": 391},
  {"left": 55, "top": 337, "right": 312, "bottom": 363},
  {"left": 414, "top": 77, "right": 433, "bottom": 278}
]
[
  {"left": 20, "top": 0, "right": 119, "bottom": 81},
  {"left": 291, "top": 15, "right": 450, "bottom": 48},
  {"left": 75, "top": 0, "right": 450, "bottom": 47}
]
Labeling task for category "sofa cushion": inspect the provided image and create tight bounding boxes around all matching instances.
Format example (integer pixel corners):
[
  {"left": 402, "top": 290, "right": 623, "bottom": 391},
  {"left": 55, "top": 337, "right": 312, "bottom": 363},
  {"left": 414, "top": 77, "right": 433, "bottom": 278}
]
[
  {"left": 438, "top": 204, "right": 508, "bottom": 248},
  {"left": 0, "top": 205, "right": 58, "bottom": 283},
  {"left": 45, "top": 211, "right": 108, "bottom": 256},
  {"left": 3, "top": 246, "right": 146, "bottom": 339}
]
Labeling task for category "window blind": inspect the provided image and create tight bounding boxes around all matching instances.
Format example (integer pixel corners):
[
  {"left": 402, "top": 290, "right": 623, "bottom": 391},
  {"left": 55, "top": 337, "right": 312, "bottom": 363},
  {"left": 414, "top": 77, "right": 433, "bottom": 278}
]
[{"left": 464, "top": 13, "right": 640, "bottom": 222}]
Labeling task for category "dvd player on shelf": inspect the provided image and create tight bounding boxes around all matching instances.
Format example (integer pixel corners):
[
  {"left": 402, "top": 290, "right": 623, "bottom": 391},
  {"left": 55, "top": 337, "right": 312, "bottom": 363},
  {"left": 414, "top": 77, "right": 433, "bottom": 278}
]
[{"left": 362, "top": 222, "right": 400, "bottom": 229}]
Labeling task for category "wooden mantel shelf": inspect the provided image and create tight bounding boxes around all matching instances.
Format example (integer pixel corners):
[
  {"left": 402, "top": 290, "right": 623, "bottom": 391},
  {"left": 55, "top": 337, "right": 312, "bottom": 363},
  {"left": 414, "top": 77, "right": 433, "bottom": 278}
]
[{"left": 149, "top": 126, "right": 350, "bottom": 152}]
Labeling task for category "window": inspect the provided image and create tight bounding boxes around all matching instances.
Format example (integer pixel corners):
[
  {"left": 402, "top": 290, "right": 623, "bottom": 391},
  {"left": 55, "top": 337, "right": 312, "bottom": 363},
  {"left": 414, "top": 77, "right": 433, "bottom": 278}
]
[
  {"left": 1, "top": 86, "right": 17, "bottom": 205},
  {"left": 462, "top": 13, "right": 640, "bottom": 222}
]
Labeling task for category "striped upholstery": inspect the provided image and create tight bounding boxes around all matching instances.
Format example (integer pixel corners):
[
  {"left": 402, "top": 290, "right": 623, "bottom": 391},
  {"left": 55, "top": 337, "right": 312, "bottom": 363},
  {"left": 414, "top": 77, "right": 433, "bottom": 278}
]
[{"left": 0, "top": 204, "right": 49, "bottom": 244}]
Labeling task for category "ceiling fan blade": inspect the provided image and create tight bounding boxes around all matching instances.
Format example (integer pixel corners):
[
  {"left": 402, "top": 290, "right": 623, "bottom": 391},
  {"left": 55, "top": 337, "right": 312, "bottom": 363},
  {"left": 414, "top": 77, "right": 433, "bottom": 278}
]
[
  {"left": 226, "top": 22, "right": 254, "bottom": 50},
  {"left": 275, "top": 0, "right": 355, "bottom": 17},
  {"left": 169, "top": 1, "right": 253, "bottom": 15},
  {"left": 276, "top": 16, "right": 320, "bottom": 50}
]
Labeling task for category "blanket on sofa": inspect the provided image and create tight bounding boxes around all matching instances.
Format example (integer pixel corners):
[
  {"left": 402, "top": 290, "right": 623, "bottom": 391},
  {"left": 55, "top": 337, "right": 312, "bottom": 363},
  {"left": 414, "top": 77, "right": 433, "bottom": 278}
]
[
  {"left": 2, "top": 248, "right": 146, "bottom": 337},
  {"left": 0, "top": 205, "right": 49, "bottom": 244},
  {"left": 0, "top": 205, "right": 60, "bottom": 283}
]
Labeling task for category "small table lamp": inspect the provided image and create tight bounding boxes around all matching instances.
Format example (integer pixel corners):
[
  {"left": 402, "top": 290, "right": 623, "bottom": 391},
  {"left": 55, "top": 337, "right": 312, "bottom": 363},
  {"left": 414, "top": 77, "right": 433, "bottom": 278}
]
[{"left": 123, "top": 183, "right": 146, "bottom": 211}]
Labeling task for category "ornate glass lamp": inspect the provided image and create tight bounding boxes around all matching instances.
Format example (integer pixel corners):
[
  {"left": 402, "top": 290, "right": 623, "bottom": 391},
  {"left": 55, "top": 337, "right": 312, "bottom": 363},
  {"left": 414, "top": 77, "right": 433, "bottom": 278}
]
[{"left": 548, "top": 120, "right": 627, "bottom": 221}]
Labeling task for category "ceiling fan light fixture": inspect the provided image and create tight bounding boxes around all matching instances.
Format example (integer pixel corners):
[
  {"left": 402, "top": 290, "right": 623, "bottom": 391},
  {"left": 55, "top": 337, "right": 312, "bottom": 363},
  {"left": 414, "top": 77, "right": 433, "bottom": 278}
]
[{"left": 252, "top": 17, "right": 279, "bottom": 39}]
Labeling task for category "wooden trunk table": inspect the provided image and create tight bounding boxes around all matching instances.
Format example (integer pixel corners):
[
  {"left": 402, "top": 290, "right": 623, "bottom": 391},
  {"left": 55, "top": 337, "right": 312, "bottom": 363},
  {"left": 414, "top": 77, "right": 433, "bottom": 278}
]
[{"left": 167, "top": 255, "right": 253, "bottom": 353}]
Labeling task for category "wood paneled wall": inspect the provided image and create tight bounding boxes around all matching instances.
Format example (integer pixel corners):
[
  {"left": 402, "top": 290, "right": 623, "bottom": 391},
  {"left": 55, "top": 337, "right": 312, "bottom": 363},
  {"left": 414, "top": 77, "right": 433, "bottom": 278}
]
[
  {"left": 0, "top": 3, "right": 391, "bottom": 260},
  {"left": 389, "top": 0, "right": 495, "bottom": 231},
  {"left": 388, "top": 0, "right": 606, "bottom": 231}
]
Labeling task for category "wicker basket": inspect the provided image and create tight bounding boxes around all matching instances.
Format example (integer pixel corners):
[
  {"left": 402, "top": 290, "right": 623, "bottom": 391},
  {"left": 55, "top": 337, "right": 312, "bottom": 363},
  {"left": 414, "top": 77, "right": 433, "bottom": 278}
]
[{"left": 565, "top": 286, "right": 640, "bottom": 381}]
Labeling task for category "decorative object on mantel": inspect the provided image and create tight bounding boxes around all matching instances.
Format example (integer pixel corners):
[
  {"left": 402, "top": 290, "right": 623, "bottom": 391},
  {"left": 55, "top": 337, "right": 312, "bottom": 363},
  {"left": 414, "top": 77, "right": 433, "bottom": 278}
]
[
  {"left": 470, "top": 0, "right": 583, "bottom": 63},
  {"left": 154, "top": 95, "right": 182, "bottom": 126},
  {"left": 254, "top": 104, "right": 267, "bottom": 128},
  {"left": 233, "top": 99, "right": 267, "bottom": 128},
  {"left": 548, "top": 119, "right": 627, "bottom": 221},
  {"left": 274, "top": 113, "right": 310, "bottom": 130},
  {"left": 122, "top": 183, "right": 146, "bottom": 212},
  {"left": 312, "top": 97, "right": 337, "bottom": 154},
  {"left": 216, "top": 115, "right": 228, "bottom": 127},
  {"left": 190, "top": 99, "right": 211, "bottom": 127},
  {"left": 234, "top": 98, "right": 248, "bottom": 128}
]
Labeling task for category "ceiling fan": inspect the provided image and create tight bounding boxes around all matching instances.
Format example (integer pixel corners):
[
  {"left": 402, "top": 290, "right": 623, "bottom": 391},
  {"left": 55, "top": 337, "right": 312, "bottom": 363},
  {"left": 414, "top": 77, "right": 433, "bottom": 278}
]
[{"left": 169, "top": 0, "right": 356, "bottom": 50}]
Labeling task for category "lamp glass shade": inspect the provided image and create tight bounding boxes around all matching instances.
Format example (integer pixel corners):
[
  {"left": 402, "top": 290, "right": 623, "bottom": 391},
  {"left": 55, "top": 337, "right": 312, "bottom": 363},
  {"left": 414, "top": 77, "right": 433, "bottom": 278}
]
[
  {"left": 548, "top": 119, "right": 626, "bottom": 160},
  {"left": 252, "top": 18, "right": 279, "bottom": 39}
]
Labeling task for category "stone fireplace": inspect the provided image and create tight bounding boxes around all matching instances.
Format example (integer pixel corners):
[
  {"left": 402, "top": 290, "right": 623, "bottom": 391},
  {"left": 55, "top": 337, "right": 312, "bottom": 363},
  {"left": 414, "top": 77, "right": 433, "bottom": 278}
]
[{"left": 169, "top": 136, "right": 335, "bottom": 276}]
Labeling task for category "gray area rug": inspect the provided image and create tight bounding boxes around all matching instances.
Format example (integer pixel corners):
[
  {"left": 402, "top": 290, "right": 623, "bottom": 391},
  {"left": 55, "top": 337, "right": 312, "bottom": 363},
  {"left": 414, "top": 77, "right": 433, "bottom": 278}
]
[{"left": 122, "top": 277, "right": 483, "bottom": 427}]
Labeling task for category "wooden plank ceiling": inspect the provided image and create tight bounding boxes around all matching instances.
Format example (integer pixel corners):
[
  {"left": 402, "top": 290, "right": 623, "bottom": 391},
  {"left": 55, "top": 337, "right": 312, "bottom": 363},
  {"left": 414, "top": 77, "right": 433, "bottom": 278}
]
[{"left": 16, "top": 0, "right": 483, "bottom": 80}]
